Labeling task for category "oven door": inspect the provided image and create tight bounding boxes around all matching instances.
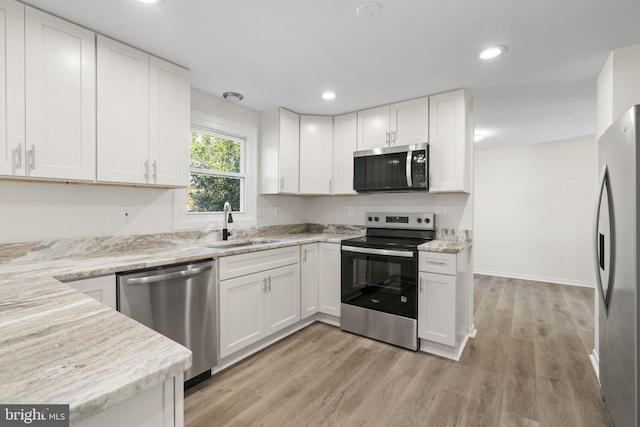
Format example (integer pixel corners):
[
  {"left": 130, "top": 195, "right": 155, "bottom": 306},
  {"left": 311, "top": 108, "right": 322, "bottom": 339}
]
[{"left": 341, "top": 245, "right": 417, "bottom": 319}]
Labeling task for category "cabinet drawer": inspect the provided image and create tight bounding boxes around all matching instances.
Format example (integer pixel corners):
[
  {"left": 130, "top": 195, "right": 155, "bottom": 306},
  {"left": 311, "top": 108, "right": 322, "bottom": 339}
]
[
  {"left": 419, "top": 252, "right": 456, "bottom": 275},
  {"left": 219, "top": 246, "right": 300, "bottom": 280}
]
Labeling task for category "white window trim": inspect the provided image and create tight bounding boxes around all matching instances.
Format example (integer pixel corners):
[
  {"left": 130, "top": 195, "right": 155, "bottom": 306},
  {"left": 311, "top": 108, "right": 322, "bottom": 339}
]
[{"left": 172, "top": 111, "right": 258, "bottom": 231}]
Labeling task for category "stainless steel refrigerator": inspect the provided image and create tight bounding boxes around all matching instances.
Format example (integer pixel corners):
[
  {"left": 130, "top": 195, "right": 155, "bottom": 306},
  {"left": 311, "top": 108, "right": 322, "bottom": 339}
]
[{"left": 595, "top": 104, "right": 640, "bottom": 427}]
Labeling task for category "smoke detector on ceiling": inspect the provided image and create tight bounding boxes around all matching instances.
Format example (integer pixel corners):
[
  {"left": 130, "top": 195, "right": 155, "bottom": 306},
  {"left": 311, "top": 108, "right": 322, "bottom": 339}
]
[{"left": 356, "top": 1, "right": 383, "bottom": 18}]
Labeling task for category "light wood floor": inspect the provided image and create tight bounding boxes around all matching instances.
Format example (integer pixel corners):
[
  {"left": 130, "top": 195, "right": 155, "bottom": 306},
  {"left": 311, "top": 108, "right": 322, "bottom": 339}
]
[{"left": 185, "top": 275, "right": 612, "bottom": 427}]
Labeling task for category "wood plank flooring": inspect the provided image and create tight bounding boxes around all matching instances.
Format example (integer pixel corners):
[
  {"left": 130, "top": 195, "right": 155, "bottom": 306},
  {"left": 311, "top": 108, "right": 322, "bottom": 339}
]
[{"left": 184, "top": 275, "right": 612, "bottom": 427}]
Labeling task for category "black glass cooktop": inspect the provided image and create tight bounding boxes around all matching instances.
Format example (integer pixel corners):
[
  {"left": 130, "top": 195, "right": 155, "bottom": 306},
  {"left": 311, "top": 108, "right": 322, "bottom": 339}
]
[{"left": 342, "top": 235, "right": 432, "bottom": 250}]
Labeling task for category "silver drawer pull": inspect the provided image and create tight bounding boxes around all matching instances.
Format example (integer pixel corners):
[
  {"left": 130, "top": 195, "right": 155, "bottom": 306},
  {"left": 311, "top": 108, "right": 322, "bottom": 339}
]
[{"left": 428, "top": 259, "right": 447, "bottom": 265}]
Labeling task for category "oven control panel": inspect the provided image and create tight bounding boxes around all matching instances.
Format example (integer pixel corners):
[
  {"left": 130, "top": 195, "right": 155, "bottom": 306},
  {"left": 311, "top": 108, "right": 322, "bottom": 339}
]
[{"left": 365, "top": 212, "right": 435, "bottom": 230}]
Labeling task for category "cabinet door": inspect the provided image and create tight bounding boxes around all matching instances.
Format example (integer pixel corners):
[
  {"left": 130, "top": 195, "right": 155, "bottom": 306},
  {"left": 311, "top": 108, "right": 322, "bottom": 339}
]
[
  {"left": 278, "top": 108, "right": 299, "bottom": 194},
  {"left": 418, "top": 272, "right": 456, "bottom": 346},
  {"left": 318, "top": 243, "right": 341, "bottom": 317},
  {"left": 332, "top": 112, "right": 357, "bottom": 195},
  {"left": 68, "top": 275, "right": 116, "bottom": 310},
  {"left": 25, "top": 7, "right": 95, "bottom": 181},
  {"left": 265, "top": 264, "right": 300, "bottom": 334},
  {"left": 357, "top": 105, "right": 390, "bottom": 150},
  {"left": 299, "top": 115, "right": 332, "bottom": 194},
  {"left": 0, "top": 0, "right": 24, "bottom": 177},
  {"left": 390, "top": 97, "right": 429, "bottom": 146},
  {"left": 300, "top": 243, "right": 319, "bottom": 319},
  {"left": 149, "top": 56, "right": 190, "bottom": 187},
  {"left": 219, "top": 272, "right": 266, "bottom": 358},
  {"left": 96, "top": 35, "right": 150, "bottom": 184},
  {"left": 428, "top": 90, "right": 470, "bottom": 193}
]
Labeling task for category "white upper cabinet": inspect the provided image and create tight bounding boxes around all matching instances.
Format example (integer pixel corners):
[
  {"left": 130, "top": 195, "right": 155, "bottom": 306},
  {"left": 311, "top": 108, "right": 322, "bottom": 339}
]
[
  {"left": 260, "top": 108, "right": 300, "bottom": 194},
  {"left": 390, "top": 98, "right": 430, "bottom": 146},
  {"left": 97, "top": 35, "right": 190, "bottom": 187},
  {"left": 97, "top": 36, "right": 149, "bottom": 185},
  {"left": 357, "top": 105, "right": 390, "bottom": 150},
  {"left": 0, "top": 3, "right": 95, "bottom": 181},
  {"left": 149, "top": 57, "right": 190, "bottom": 187},
  {"left": 299, "top": 115, "right": 333, "bottom": 194},
  {"left": 0, "top": 0, "right": 24, "bottom": 177},
  {"left": 428, "top": 89, "right": 472, "bottom": 193},
  {"left": 332, "top": 112, "right": 357, "bottom": 195},
  {"left": 357, "top": 97, "right": 429, "bottom": 150}
]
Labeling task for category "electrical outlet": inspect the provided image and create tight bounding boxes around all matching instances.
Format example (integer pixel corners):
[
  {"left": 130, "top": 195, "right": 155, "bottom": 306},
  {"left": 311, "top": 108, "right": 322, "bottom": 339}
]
[
  {"left": 120, "top": 207, "right": 132, "bottom": 223},
  {"left": 347, "top": 207, "right": 354, "bottom": 217}
]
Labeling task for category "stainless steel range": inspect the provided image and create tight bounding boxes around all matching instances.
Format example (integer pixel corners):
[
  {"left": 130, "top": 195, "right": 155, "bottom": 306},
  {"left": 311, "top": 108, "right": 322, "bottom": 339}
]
[{"left": 341, "top": 212, "right": 435, "bottom": 350}]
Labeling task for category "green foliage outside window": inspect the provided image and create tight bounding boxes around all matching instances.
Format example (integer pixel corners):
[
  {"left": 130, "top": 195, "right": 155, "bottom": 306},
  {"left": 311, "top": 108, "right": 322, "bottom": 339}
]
[{"left": 188, "top": 131, "right": 243, "bottom": 213}]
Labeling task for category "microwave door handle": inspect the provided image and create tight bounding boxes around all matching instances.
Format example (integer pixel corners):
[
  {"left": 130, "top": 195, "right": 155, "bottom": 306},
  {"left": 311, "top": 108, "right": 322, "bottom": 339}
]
[{"left": 406, "top": 151, "right": 413, "bottom": 187}]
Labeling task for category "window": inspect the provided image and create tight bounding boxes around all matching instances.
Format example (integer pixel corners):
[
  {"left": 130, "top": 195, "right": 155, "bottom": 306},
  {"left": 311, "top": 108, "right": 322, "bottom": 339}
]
[{"left": 188, "top": 129, "right": 245, "bottom": 213}]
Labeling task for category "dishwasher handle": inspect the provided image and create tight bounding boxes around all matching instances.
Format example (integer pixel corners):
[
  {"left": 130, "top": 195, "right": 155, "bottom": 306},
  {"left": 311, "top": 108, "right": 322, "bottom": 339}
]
[{"left": 124, "top": 264, "right": 213, "bottom": 286}]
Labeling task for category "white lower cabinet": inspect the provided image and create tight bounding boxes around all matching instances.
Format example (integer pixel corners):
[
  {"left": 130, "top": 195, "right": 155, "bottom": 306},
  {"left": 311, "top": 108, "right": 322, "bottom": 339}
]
[
  {"left": 418, "top": 249, "right": 472, "bottom": 360},
  {"left": 318, "top": 242, "right": 341, "bottom": 317},
  {"left": 67, "top": 275, "right": 116, "bottom": 310},
  {"left": 218, "top": 247, "right": 300, "bottom": 359},
  {"left": 418, "top": 271, "right": 456, "bottom": 346},
  {"left": 300, "top": 243, "right": 319, "bottom": 319}
]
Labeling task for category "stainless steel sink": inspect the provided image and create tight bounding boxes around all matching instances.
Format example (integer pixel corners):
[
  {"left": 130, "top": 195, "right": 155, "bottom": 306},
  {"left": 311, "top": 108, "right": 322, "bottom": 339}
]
[{"left": 206, "top": 239, "right": 281, "bottom": 250}]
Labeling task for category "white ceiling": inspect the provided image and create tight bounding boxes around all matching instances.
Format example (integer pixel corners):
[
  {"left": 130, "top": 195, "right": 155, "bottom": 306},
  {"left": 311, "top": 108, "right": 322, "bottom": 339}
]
[{"left": 21, "top": 0, "right": 640, "bottom": 149}]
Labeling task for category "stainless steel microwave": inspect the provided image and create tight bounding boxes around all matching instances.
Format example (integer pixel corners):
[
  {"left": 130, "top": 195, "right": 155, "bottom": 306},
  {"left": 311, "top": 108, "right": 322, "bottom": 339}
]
[{"left": 353, "top": 143, "right": 429, "bottom": 192}]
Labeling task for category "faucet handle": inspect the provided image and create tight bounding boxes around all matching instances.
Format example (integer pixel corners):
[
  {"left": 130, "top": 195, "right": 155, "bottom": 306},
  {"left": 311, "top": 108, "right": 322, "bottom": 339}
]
[{"left": 228, "top": 213, "right": 234, "bottom": 224}]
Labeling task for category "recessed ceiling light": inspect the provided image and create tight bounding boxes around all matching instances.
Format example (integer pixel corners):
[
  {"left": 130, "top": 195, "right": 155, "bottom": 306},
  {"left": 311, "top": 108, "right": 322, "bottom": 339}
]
[
  {"left": 474, "top": 130, "right": 488, "bottom": 142},
  {"left": 222, "top": 91, "right": 244, "bottom": 102},
  {"left": 479, "top": 46, "right": 505, "bottom": 60},
  {"left": 322, "top": 91, "right": 337, "bottom": 101}
]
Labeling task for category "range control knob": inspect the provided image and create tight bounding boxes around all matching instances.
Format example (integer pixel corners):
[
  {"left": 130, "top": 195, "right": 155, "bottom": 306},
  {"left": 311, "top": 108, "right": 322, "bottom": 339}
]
[
  {"left": 374, "top": 216, "right": 379, "bottom": 222},
  {"left": 417, "top": 218, "right": 423, "bottom": 223},
  {"left": 368, "top": 216, "right": 373, "bottom": 222},
  {"left": 425, "top": 217, "right": 431, "bottom": 224}
]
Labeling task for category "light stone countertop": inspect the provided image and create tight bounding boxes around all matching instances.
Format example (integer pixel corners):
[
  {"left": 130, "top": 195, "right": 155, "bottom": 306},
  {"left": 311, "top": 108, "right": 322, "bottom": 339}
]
[
  {"left": 418, "top": 240, "right": 472, "bottom": 254},
  {"left": 0, "top": 231, "right": 355, "bottom": 425}
]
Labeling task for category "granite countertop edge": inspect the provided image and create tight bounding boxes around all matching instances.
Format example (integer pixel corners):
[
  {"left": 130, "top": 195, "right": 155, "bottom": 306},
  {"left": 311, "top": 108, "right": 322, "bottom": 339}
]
[
  {"left": 0, "top": 233, "right": 353, "bottom": 424},
  {"left": 418, "top": 240, "right": 472, "bottom": 254}
]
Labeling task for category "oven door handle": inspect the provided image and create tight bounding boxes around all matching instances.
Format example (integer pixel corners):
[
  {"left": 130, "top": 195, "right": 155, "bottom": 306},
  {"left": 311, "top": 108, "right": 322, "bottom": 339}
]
[{"left": 341, "top": 245, "right": 415, "bottom": 258}]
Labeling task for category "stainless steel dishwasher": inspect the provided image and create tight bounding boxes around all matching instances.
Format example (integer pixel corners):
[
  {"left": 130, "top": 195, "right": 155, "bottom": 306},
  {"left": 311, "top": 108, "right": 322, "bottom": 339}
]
[{"left": 117, "top": 259, "right": 217, "bottom": 387}]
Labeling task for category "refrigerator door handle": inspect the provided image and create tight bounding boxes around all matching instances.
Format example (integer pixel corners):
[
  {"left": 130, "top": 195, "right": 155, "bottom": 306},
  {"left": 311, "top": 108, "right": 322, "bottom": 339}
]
[{"left": 593, "top": 164, "right": 614, "bottom": 314}]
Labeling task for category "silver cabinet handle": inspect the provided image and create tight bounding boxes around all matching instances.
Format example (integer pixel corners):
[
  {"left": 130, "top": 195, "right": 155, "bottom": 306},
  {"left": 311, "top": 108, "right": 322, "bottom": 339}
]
[
  {"left": 12, "top": 144, "right": 22, "bottom": 174},
  {"left": 419, "top": 276, "right": 423, "bottom": 293},
  {"left": 144, "top": 160, "right": 149, "bottom": 182},
  {"left": 329, "top": 179, "right": 332, "bottom": 194},
  {"left": 428, "top": 259, "right": 447, "bottom": 265},
  {"left": 303, "top": 249, "right": 307, "bottom": 262},
  {"left": 124, "top": 264, "right": 213, "bottom": 285},
  {"left": 268, "top": 276, "right": 272, "bottom": 292},
  {"left": 280, "top": 176, "right": 284, "bottom": 190},
  {"left": 26, "top": 145, "right": 35, "bottom": 174},
  {"left": 152, "top": 160, "right": 157, "bottom": 183},
  {"left": 385, "top": 131, "right": 390, "bottom": 145},
  {"left": 391, "top": 130, "right": 396, "bottom": 144}
]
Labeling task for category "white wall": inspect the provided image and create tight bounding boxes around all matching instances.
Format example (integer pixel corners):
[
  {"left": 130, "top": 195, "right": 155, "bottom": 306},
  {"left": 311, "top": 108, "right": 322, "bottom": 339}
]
[{"left": 474, "top": 138, "right": 596, "bottom": 287}]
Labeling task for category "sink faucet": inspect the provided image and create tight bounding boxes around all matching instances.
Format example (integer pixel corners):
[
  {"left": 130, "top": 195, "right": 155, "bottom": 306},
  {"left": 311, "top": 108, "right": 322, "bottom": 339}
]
[{"left": 223, "top": 202, "right": 234, "bottom": 240}]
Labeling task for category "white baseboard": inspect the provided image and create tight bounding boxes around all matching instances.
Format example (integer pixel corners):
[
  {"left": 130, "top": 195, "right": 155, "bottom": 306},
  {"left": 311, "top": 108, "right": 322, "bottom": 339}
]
[{"left": 473, "top": 269, "right": 594, "bottom": 288}]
